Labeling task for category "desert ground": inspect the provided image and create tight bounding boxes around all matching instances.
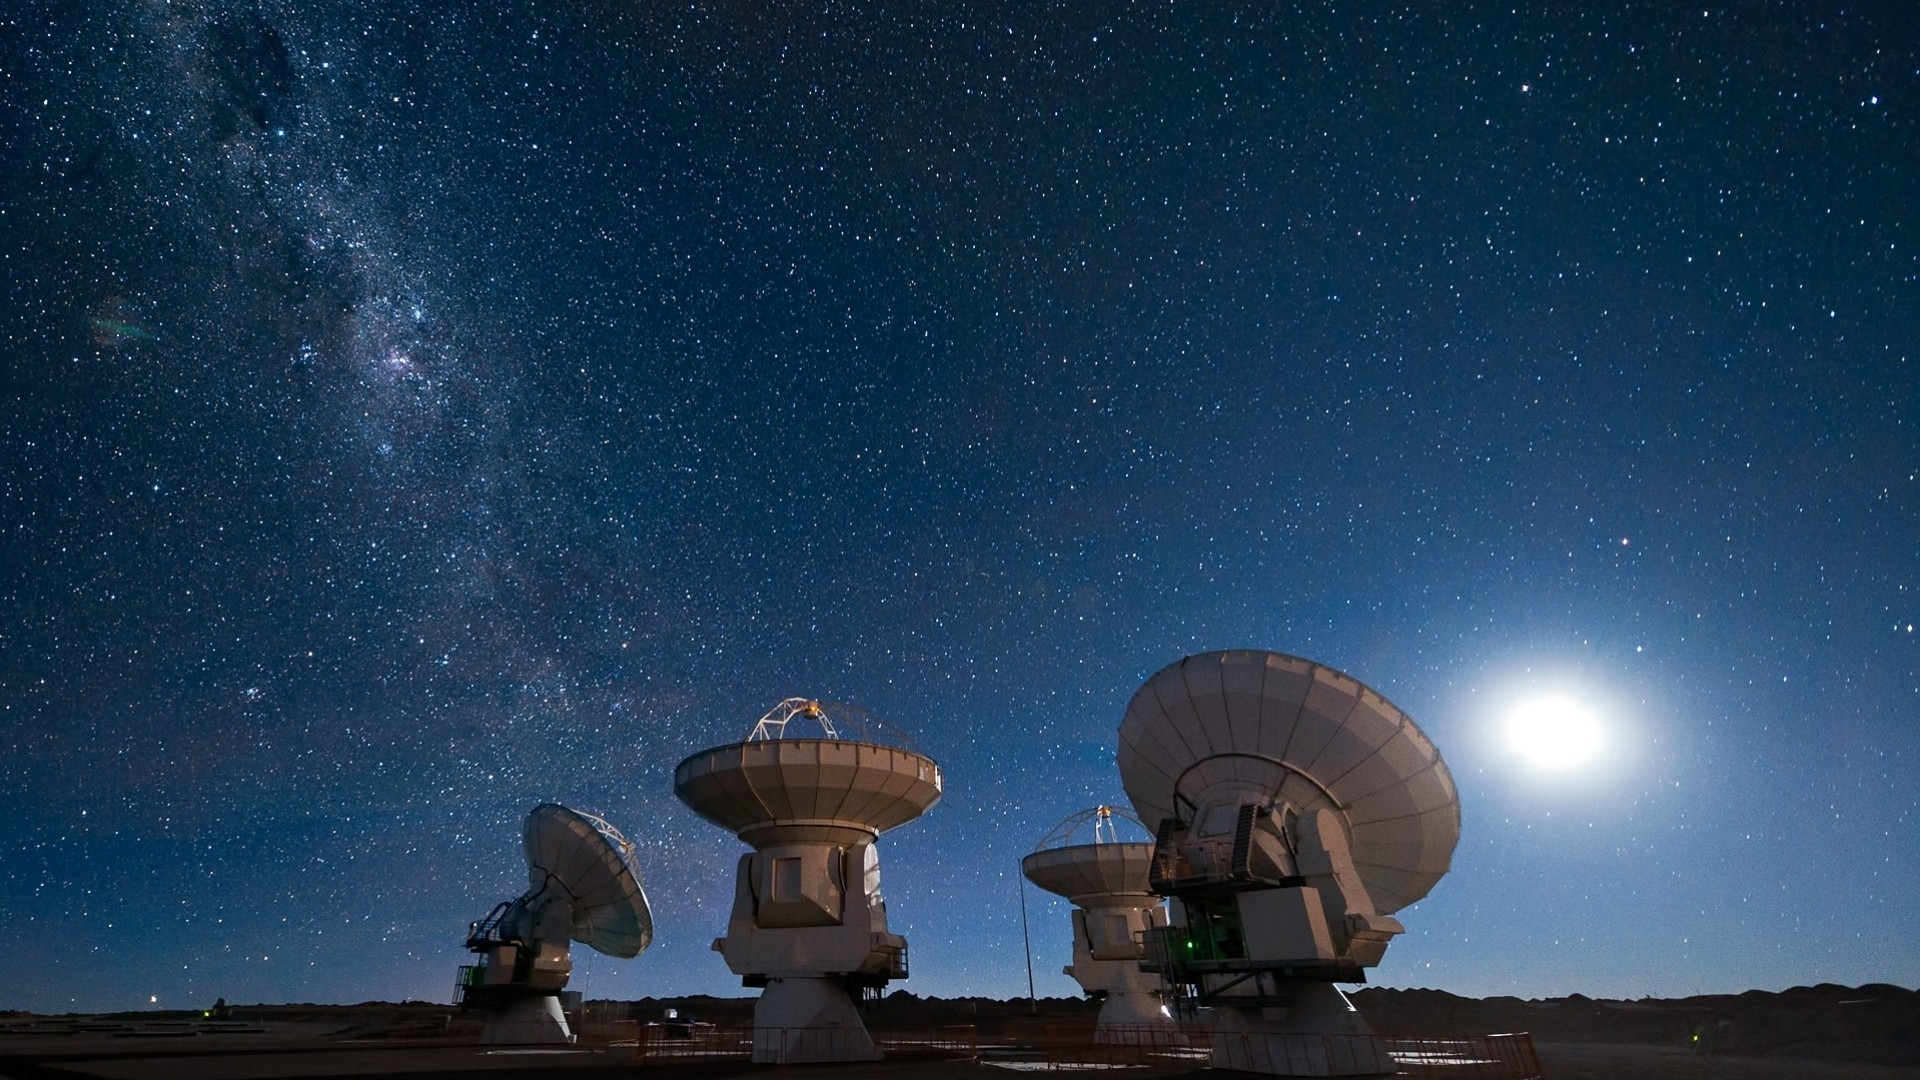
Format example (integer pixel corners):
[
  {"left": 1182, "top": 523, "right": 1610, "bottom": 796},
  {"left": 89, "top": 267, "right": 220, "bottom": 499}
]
[{"left": 1, "top": 984, "right": 1912, "bottom": 1079}]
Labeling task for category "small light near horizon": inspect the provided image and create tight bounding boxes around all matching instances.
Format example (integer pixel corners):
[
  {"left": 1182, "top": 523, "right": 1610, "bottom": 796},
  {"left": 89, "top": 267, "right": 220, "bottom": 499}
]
[{"left": 1505, "top": 695, "right": 1603, "bottom": 770}]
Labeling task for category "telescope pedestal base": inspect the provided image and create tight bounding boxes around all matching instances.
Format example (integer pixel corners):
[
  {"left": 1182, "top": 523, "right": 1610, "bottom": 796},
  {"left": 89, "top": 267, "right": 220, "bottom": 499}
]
[
  {"left": 1094, "top": 990, "right": 1178, "bottom": 1042},
  {"left": 751, "top": 976, "right": 880, "bottom": 1063},
  {"left": 1209, "top": 983, "right": 1392, "bottom": 1077},
  {"left": 480, "top": 994, "right": 574, "bottom": 1045}
]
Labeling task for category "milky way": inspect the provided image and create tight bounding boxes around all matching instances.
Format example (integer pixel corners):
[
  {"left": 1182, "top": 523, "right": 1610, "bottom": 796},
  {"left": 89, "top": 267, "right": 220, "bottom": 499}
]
[{"left": 2, "top": 2, "right": 1915, "bottom": 1012}]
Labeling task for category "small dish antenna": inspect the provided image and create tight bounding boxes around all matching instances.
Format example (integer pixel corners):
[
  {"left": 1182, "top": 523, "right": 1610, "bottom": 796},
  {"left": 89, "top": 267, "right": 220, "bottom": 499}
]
[
  {"left": 1120, "top": 650, "right": 1460, "bottom": 1077},
  {"left": 458, "top": 804, "right": 654, "bottom": 1044},
  {"left": 1021, "top": 806, "right": 1179, "bottom": 1040},
  {"left": 676, "top": 698, "right": 941, "bottom": 1063}
]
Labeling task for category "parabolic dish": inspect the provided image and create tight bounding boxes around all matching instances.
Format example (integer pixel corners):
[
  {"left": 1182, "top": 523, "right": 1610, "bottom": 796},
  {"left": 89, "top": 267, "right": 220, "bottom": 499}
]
[
  {"left": 1022, "top": 805, "right": 1157, "bottom": 902},
  {"left": 1022, "top": 843, "right": 1157, "bottom": 904},
  {"left": 674, "top": 739, "right": 943, "bottom": 841},
  {"left": 524, "top": 804, "right": 653, "bottom": 959},
  {"left": 1117, "top": 650, "right": 1460, "bottom": 915}
]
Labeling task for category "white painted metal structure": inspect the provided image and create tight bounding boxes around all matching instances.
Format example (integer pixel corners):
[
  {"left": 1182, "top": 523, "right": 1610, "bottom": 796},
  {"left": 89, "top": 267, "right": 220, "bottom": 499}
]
[
  {"left": 675, "top": 700, "right": 942, "bottom": 1063},
  {"left": 1119, "top": 650, "right": 1460, "bottom": 1078},
  {"left": 1021, "top": 806, "right": 1178, "bottom": 1040},
  {"left": 461, "top": 804, "right": 653, "bottom": 1044}
]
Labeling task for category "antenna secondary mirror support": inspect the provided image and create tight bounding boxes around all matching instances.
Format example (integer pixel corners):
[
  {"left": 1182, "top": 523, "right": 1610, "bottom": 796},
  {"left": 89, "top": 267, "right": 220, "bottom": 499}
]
[
  {"left": 456, "top": 804, "right": 654, "bottom": 1045},
  {"left": 676, "top": 700, "right": 942, "bottom": 1064},
  {"left": 1119, "top": 650, "right": 1461, "bottom": 1078}
]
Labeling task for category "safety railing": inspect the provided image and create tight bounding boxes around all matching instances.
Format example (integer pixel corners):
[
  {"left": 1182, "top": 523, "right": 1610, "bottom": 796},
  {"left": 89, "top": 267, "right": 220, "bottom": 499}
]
[
  {"left": 1038, "top": 1023, "right": 1203, "bottom": 1071},
  {"left": 626, "top": 1022, "right": 977, "bottom": 1065},
  {"left": 1380, "top": 1032, "right": 1544, "bottom": 1079},
  {"left": 1208, "top": 1030, "right": 1396, "bottom": 1076},
  {"left": 616, "top": 1018, "right": 1536, "bottom": 1077},
  {"left": 1035, "top": 1025, "right": 1543, "bottom": 1078}
]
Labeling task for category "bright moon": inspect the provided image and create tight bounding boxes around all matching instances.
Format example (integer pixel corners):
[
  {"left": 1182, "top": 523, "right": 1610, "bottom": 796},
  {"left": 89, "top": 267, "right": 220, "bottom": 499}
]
[{"left": 1505, "top": 695, "right": 1603, "bottom": 770}]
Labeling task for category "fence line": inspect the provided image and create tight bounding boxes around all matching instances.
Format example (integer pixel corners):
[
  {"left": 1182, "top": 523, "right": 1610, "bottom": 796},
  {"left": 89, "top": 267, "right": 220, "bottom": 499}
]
[
  {"left": 1036, "top": 1024, "right": 1543, "bottom": 1078},
  {"left": 1380, "top": 1032, "right": 1544, "bottom": 1079},
  {"left": 612, "top": 1017, "right": 1539, "bottom": 1077},
  {"left": 626, "top": 1022, "right": 977, "bottom": 1065},
  {"left": 1038, "top": 1023, "right": 1202, "bottom": 1071}
]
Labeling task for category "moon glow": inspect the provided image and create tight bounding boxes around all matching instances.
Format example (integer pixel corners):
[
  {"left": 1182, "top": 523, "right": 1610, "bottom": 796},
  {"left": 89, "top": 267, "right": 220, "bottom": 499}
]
[{"left": 1505, "top": 695, "right": 1604, "bottom": 770}]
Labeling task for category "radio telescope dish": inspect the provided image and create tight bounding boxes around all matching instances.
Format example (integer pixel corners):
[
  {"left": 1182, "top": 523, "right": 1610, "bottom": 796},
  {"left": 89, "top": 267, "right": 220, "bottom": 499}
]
[
  {"left": 458, "top": 804, "right": 654, "bottom": 1044},
  {"left": 675, "top": 738, "right": 943, "bottom": 845},
  {"left": 1021, "top": 806, "right": 1175, "bottom": 1039},
  {"left": 1120, "top": 650, "right": 1459, "bottom": 1077},
  {"left": 1118, "top": 649, "right": 1457, "bottom": 915},
  {"left": 524, "top": 804, "right": 653, "bottom": 958},
  {"left": 675, "top": 699, "right": 941, "bottom": 1064},
  {"left": 1022, "top": 804, "right": 1157, "bottom": 904}
]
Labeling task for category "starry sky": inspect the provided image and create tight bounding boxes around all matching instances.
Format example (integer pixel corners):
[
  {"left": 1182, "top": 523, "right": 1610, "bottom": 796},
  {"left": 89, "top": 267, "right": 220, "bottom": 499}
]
[{"left": 2, "top": 1, "right": 1915, "bottom": 1015}]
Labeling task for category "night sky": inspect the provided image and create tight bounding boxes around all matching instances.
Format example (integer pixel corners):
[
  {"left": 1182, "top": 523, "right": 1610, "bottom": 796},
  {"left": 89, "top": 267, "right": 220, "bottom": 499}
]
[{"left": 3, "top": 2, "right": 1915, "bottom": 1015}]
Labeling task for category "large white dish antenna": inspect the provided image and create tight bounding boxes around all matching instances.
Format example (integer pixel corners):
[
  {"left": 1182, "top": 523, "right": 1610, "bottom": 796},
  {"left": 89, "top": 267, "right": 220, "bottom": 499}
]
[
  {"left": 674, "top": 699, "right": 941, "bottom": 1064},
  {"left": 1021, "top": 806, "right": 1174, "bottom": 1037},
  {"left": 1118, "top": 650, "right": 1459, "bottom": 915},
  {"left": 674, "top": 739, "right": 943, "bottom": 845},
  {"left": 1021, "top": 844, "right": 1158, "bottom": 904},
  {"left": 1021, "top": 806, "right": 1157, "bottom": 904},
  {"left": 524, "top": 804, "right": 653, "bottom": 959}
]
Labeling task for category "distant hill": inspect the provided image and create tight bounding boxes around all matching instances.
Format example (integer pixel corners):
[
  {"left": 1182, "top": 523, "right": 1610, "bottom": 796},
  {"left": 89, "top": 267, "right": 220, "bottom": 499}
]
[{"left": 1351, "top": 983, "right": 1920, "bottom": 1065}]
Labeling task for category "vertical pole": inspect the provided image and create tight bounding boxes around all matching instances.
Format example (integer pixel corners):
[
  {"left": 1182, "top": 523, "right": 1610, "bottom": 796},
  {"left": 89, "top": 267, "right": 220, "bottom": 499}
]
[{"left": 1017, "top": 873, "right": 1038, "bottom": 1015}]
